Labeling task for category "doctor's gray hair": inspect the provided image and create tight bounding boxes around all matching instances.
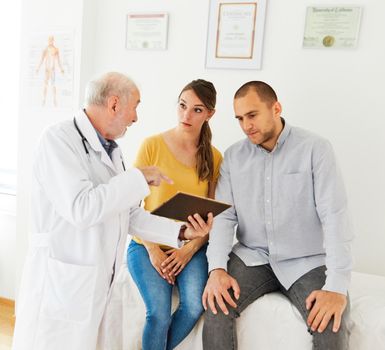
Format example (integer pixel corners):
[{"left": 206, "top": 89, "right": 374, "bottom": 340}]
[{"left": 85, "top": 72, "right": 138, "bottom": 106}]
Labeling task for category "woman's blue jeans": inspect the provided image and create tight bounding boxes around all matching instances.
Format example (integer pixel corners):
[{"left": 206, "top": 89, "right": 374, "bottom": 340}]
[{"left": 127, "top": 240, "right": 208, "bottom": 350}]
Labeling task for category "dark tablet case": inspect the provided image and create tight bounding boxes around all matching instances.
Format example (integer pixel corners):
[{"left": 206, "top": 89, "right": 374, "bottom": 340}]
[{"left": 151, "top": 191, "right": 231, "bottom": 222}]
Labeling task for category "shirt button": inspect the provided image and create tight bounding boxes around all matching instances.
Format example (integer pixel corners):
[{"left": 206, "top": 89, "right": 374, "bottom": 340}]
[
  {"left": 266, "top": 199, "right": 270, "bottom": 203},
  {"left": 266, "top": 177, "right": 270, "bottom": 180},
  {"left": 267, "top": 221, "right": 271, "bottom": 225}
]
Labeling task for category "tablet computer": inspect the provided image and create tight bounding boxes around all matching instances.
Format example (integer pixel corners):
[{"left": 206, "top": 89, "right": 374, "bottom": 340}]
[{"left": 151, "top": 191, "right": 231, "bottom": 222}]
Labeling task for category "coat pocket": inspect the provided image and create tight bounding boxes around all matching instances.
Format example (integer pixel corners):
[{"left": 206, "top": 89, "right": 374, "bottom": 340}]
[{"left": 41, "top": 256, "right": 97, "bottom": 323}]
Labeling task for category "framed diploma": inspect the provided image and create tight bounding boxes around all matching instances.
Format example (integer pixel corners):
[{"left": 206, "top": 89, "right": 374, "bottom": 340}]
[
  {"left": 206, "top": 0, "right": 267, "bottom": 70},
  {"left": 303, "top": 7, "right": 362, "bottom": 49},
  {"left": 126, "top": 13, "right": 169, "bottom": 50}
]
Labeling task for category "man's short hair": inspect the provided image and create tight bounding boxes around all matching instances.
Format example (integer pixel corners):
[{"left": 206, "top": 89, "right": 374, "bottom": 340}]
[
  {"left": 85, "top": 72, "right": 137, "bottom": 107},
  {"left": 234, "top": 81, "right": 277, "bottom": 107}
]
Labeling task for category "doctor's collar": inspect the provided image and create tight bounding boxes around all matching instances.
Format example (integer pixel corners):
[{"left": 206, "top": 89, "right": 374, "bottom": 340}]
[{"left": 94, "top": 124, "right": 118, "bottom": 158}]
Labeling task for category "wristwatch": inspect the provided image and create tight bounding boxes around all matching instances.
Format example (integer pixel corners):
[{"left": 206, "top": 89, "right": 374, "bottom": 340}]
[{"left": 178, "top": 224, "right": 187, "bottom": 241}]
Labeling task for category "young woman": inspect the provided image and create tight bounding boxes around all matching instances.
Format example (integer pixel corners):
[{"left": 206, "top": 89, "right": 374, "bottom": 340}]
[{"left": 127, "top": 79, "right": 222, "bottom": 350}]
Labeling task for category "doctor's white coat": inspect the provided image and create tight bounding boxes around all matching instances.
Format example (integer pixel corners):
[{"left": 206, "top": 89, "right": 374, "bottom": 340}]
[{"left": 12, "top": 110, "right": 182, "bottom": 350}]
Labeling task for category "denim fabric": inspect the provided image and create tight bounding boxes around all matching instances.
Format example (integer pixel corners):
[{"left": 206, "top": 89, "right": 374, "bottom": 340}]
[
  {"left": 127, "top": 240, "right": 208, "bottom": 350},
  {"left": 203, "top": 253, "right": 350, "bottom": 350}
]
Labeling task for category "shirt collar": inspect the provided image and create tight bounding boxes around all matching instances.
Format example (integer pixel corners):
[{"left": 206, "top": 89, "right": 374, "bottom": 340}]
[
  {"left": 74, "top": 110, "right": 116, "bottom": 170},
  {"left": 95, "top": 128, "right": 108, "bottom": 148},
  {"left": 86, "top": 109, "right": 118, "bottom": 158},
  {"left": 255, "top": 117, "right": 291, "bottom": 153},
  {"left": 276, "top": 118, "right": 291, "bottom": 149}
]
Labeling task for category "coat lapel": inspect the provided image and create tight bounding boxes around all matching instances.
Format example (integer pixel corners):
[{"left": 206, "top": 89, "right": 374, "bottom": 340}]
[{"left": 74, "top": 110, "right": 117, "bottom": 172}]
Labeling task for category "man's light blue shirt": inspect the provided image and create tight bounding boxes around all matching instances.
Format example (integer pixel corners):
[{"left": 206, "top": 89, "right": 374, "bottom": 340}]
[{"left": 207, "top": 122, "right": 353, "bottom": 294}]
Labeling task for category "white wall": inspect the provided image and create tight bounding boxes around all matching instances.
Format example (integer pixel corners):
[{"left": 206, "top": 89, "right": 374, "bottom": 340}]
[
  {"left": 9, "top": 0, "right": 385, "bottom": 300},
  {"left": 90, "top": 0, "right": 385, "bottom": 276},
  {"left": 0, "top": 0, "right": 21, "bottom": 172},
  {"left": 0, "top": 195, "right": 16, "bottom": 299},
  {"left": 13, "top": 0, "right": 86, "bottom": 300}
]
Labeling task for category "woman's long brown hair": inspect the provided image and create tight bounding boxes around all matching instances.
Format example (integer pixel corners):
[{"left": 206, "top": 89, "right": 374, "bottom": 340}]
[{"left": 178, "top": 79, "right": 216, "bottom": 182}]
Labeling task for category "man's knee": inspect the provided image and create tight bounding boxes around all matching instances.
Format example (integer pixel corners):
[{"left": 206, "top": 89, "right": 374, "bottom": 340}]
[
  {"left": 204, "top": 304, "right": 238, "bottom": 325},
  {"left": 312, "top": 316, "right": 349, "bottom": 350}
]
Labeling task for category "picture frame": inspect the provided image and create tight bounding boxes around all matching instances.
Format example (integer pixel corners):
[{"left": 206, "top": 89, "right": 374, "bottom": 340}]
[
  {"left": 126, "top": 13, "right": 169, "bottom": 50},
  {"left": 205, "top": 0, "right": 267, "bottom": 70},
  {"left": 303, "top": 6, "right": 362, "bottom": 49}
]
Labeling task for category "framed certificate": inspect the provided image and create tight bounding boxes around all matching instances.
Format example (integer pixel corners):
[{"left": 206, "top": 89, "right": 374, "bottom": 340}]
[
  {"left": 206, "top": 0, "right": 267, "bottom": 70},
  {"left": 303, "top": 7, "right": 362, "bottom": 49},
  {"left": 126, "top": 13, "right": 169, "bottom": 50}
]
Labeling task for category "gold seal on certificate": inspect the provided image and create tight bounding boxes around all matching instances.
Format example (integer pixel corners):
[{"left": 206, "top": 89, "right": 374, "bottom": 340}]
[{"left": 322, "top": 35, "right": 335, "bottom": 47}]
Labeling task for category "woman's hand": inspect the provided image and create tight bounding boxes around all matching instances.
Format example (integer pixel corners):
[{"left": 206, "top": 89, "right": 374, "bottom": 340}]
[
  {"left": 161, "top": 244, "right": 195, "bottom": 277},
  {"left": 146, "top": 244, "right": 175, "bottom": 285}
]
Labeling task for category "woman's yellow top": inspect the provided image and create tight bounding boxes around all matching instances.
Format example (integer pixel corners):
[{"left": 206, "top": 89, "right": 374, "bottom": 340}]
[{"left": 132, "top": 134, "right": 223, "bottom": 248}]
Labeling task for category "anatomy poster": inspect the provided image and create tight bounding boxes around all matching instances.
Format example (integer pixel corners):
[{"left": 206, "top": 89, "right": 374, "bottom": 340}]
[{"left": 27, "top": 31, "right": 74, "bottom": 109}]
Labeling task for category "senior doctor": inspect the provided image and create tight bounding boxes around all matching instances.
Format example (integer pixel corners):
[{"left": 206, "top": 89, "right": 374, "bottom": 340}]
[{"left": 12, "top": 72, "right": 213, "bottom": 350}]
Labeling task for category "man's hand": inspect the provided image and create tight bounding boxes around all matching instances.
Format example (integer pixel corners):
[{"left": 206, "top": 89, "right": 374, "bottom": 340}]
[
  {"left": 202, "top": 269, "right": 240, "bottom": 315},
  {"left": 146, "top": 245, "right": 175, "bottom": 285},
  {"left": 138, "top": 166, "right": 173, "bottom": 186},
  {"left": 184, "top": 213, "right": 213, "bottom": 240},
  {"left": 306, "top": 290, "right": 347, "bottom": 333}
]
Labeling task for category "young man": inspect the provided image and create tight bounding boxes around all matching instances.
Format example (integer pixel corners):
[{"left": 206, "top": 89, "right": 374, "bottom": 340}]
[
  {"left": 12, "top": 72, "right": 212, "bottom": 350},
  {"left": 202, "top": 81, "right": 352, "bottom": 349}
]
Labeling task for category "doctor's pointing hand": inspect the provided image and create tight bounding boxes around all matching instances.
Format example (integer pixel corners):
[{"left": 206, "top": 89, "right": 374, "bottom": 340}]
[{"left": 138, "top": 165, "right": 174, "bottom": 187}]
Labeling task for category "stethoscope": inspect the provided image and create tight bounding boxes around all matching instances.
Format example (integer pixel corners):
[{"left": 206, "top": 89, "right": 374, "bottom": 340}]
[{"left": 73, "top": 118, "right": 126, "bottom": 171}]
